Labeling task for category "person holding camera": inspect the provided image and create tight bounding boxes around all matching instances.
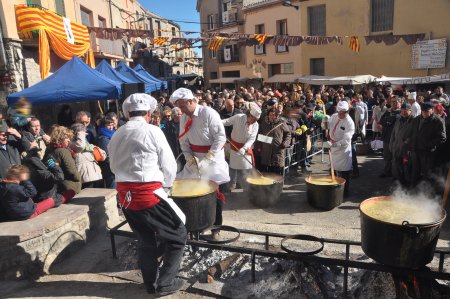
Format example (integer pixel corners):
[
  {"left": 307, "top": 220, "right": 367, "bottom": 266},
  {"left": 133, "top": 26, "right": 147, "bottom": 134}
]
[{"left": 22, "top": 118, "right": 50, "bottom": 160}]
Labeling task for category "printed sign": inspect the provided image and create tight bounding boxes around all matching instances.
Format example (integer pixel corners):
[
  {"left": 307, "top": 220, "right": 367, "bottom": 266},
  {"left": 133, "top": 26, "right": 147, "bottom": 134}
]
[{"left": 411, "top": 38, "right": 447, "bottom": 69}]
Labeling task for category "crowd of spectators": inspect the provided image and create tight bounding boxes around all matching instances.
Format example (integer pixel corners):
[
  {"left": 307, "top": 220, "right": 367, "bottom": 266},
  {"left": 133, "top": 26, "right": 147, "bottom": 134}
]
[{"left": 0, "top": 84, "right": 448, "bottom": 222}]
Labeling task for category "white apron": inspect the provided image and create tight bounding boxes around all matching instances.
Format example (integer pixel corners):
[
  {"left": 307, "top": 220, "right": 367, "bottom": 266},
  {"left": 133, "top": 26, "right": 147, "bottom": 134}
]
[
  {"left": 329, "top": 114, "right": 354, "bottom": 172},
  {"left": 177, "top": 149, "right": 230, "bottom": 185}
]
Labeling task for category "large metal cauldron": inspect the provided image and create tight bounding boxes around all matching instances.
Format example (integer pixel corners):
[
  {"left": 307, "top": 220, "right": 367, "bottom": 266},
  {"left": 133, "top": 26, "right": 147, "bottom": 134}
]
[
  {"left": 360, "top": 196, "right": 446, "bottom": 268},
  {"left": 171, "top": 179, "right": 218, "bottom": 232},
  {"left": 246, "top": 173, "right": 284, "bottom": 208},
  {"left": 305, "top": 176, "right": 346, "bottom": 210}
]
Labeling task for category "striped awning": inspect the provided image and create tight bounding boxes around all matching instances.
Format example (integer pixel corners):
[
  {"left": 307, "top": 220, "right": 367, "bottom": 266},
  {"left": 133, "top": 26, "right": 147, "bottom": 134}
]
[{"left": 15, "top": 5, "right": 90, "bottom": 44}]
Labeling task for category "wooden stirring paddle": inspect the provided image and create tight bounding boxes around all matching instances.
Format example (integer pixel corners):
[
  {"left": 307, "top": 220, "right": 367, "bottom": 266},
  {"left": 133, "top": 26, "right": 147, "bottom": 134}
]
[{"left": 443, "top": 168, "right": 450, "bottom": 208}]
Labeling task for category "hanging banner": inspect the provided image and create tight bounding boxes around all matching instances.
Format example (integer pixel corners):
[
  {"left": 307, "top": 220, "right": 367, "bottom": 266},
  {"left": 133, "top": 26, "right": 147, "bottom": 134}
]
[
  {"left": 15, "top": 5, "right": 90, "bottom": 44},
  {"left": 62, "top": 17, "right": 75, "bottom": 44},
  {"left": 224, "top": 48, "right": 231, "bottom": 62}
]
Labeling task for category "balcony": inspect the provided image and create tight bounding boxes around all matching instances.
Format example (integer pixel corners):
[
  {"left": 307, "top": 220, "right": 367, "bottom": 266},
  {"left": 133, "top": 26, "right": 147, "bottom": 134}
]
[
  {"left": 218, "top": 49, "right": 240, "bottom": 64},
  {"left": 243, "top": 0, "right": 281, "bottom": 9},
  {"left": 90, "top": 33, "right": 128, "bottom": 58}
]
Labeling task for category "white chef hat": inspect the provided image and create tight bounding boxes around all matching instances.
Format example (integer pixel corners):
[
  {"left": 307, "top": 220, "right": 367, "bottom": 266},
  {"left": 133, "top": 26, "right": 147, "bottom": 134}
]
[
  {"left": 337, "top": 100, "right": 349, "bottom": 112},
  {"left": 122, "top": 93, "right": 157, "bottom": 119},
  {"left": 169, "top": 88, "right": 195, "bottom": 103},
  {"left": 408, "top": 92, "right": 417, "bottom": 101},
  {"left": 249, "top": 102, "right": 262, "bottom": 119}
]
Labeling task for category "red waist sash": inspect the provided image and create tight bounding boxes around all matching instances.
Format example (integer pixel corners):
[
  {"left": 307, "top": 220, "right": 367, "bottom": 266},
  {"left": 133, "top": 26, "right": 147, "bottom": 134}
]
[
  {"left": 116, "top": 182, "right": 162, "bottom": 211},
  {"left": 190, "top": 144, "right": 212, "bottom": 153},
  {"left": 229, "top": 138, "right": 255, "bottom": 166}
]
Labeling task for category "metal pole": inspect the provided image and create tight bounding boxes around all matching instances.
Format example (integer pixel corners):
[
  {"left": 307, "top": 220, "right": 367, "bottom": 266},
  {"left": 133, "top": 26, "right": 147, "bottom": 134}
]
[
  {"left": 251, "top": 251, "right": 256, "bottom": 283},
  {"left": 344, "top": 244, "right": 350, "bottom": 295}
]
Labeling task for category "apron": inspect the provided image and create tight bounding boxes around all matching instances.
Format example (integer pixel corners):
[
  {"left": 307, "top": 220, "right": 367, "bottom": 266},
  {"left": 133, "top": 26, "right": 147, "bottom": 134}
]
[
  {"left": 229, "top": 139, "right": 254, "bottom": 170},
  {"left": 330, "top": 118, "right": 352, "bottom": 172}
]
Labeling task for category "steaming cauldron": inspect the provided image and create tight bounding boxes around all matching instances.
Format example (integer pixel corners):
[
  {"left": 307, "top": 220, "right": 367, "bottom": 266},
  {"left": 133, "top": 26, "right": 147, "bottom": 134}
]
[
  {"left": 171, "top": 179, "right": 218, "bottom": 232},
  {"left": 306, "top": 176, "right": 346, "bottom": 210},
  {"left": 246, "top": 173, "right": 284, "bottom": 208},
  {"left": 360, "top": 196, "right": 446, "bottom": 268}
]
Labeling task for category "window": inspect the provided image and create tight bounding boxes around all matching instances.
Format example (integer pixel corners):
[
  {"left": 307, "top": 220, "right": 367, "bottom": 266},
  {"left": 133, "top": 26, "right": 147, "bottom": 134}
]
[
  {"left": 172, "top": 27, "right": 176, "bottom": 36},
  {"left": 255, "top": 24, "right": 265, "bottom": 55},
  {"left": 276, "top": 20, "right": 288, "bottom": 53},
  {"left": 208, "top": 14, "right": 216, "bottom": 30},
  {"left": 210, "top": 72, "right": 218, "bottom": 79},
  {"left": 26, "top": 0, "right": 41, "bottom": 6},
  {"left": 54, "top": 0, "right": 65, "bottom": 16},
  {"left": 222, "top": 70, "right": 240, "bottom": 78},
  {"left": 155, "top": 20, "right": 161, "bottom": 36},
  {"left": 98, "top": 16, "right": 106, "bottom": 28},
  {"left": 268, "top": 63, "right": 293, "bottom": 77},
  {"left": 371, "top": 0, "right": 394, "bottom": 32},
  {"left": 308, "top": 5, "right": 326, "bottom": 36},
  {"left": 80, "top": 7, "right": 92, "bottom": 27},
  {"left": 209, "top": 49, "right": 217, "bottom": 59},
  {"left": 310, "top": 58, "right": 325, "bottom": 76},
  {"left": 221, "top": 44, "right": 239, "bottom": 63}
]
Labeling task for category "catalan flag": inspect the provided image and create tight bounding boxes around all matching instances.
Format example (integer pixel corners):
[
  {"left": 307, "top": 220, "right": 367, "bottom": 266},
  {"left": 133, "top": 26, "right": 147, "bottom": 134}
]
[
  {"left": 208, "top": 36, "right": 226, "bottom": 51},
  {"left": 254, "top": 34, "right": 269, "bottom": 45},
  {"left": 349, "top": 36, "right": 360, "bottom": 52},
  {"left": 15, "top": 5, "right": 89, "bottom": 44},
  {"left": 153, "top": 37, "right": 169, "bottom": 46}
]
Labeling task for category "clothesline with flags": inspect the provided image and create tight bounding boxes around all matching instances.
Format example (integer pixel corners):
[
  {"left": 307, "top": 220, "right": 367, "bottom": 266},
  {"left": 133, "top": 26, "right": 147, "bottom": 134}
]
[{"left": 87, "top": 26, "right": 427, "bottom": 53}]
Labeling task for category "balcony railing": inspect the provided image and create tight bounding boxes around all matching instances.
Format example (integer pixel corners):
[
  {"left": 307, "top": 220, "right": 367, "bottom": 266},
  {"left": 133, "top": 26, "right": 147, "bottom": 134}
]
[
  {"left": 218, "top": 49, "right": 240, "bottom": 64},
  {"left": 90, "top": 32, "right": 126, "bottom": 58}
]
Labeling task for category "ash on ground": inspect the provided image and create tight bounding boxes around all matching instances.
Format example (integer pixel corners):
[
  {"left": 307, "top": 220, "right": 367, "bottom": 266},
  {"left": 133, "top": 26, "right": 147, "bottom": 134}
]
[{"left": 116, "top": 240, "right": 446, "bottom": 298}]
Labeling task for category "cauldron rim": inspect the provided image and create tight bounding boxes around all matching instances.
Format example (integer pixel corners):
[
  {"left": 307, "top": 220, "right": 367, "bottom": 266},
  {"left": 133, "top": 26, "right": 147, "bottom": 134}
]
[
  {"left": 305, "top": 175, "right": 346, "bottom": 186},
  {"left": 359, "top": 196, "right": 447, "bottom": 227},
  {"left": 246, "top": 172, "right": 284, "bottom": 186},
  {"left": 171, "top": 179, "right": 218, "bottom": 199}
]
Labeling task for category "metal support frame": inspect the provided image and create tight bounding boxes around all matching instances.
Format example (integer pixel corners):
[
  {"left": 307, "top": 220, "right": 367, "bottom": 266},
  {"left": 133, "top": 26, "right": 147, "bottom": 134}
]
[{"left": 110, "top": 220, "right": 450, "bottom": 295}]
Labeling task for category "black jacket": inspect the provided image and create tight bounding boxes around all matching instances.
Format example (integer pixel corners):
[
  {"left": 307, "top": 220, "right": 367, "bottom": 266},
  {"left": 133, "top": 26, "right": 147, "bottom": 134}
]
[
  {"left": 379, "top": 109, "right": 401, "bottom": 143},
  {"left": 162, "top": 120, "right": 182, "bottom": 159},
  {"left": 0, "top": 180, "right": 37, "bottom": 221},
  {"left": 23, "top": 154, "right": 64, "bottom": 202},
  {"left": 409, "top": 114, "right": 447, "bottom": 153},
  {"left": 0, "top": 138, "right": 24, "bottom": 180}
]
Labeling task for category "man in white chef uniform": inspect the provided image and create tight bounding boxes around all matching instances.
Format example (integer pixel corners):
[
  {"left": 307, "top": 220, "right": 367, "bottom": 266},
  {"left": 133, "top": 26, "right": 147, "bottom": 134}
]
[
  {"left": 327, "top": 100, "right": 355, "bottom": 197},
  {"left": 170, "top": 88, "right": 230, "bottom": 226},
  {"left": 222, "top": 102, "right": 261, "bottom": 190},
  {"left": 108, "top": 94, "right": 187, "bottom": 296}
]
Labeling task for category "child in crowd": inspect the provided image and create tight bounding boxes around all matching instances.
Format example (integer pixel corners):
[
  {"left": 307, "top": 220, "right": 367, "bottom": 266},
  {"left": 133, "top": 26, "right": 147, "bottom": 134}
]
[
  {"left": 8, "top": 97, "right": 33, "bottom": 130},
  {"left": 0, "top": 165, "right": 55, "bottom": 221}
]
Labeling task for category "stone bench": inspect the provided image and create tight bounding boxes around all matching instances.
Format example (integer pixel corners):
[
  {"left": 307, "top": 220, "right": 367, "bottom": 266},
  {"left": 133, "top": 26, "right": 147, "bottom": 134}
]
[{"left": 0, "top": 188, "right": 121, "bottom": 280}]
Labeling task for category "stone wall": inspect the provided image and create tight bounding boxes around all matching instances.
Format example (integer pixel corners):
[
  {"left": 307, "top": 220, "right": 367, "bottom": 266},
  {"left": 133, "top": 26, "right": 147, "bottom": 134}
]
[{"left": 0, "top": 188, "right": 121, "bottom": 280}]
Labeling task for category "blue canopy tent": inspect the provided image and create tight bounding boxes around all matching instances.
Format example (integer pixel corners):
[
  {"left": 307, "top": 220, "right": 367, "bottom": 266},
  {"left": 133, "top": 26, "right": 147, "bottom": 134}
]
[
  {"left": 7, "top": 56, "right": 122, "bottom": 106},
  {"left": 133, "top": 64, "right": 168, "bottom": 89},
  {"left": 115, "top": 61, "right": 159, "bottom": 93},
  {"left": 96, "top": 60, "right": 135, "bottom": 84}
]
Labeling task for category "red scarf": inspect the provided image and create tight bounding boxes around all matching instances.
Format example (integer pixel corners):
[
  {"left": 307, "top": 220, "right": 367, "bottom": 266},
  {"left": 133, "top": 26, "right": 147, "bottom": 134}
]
[
  {"left": 116, "top": 182, "right": 162, "bottom": 210},
  {"left": 53, "top": 143, "right": 76, "bottom": 158},
  {"left": 177, "top": 117, "right": 193, "bottom": 140}
]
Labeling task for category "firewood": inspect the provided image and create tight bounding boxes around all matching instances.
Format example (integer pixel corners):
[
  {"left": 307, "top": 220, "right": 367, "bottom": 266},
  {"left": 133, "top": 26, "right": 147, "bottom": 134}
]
[{"left": 206, "top": 253, "right": 241, "bottom": 283}]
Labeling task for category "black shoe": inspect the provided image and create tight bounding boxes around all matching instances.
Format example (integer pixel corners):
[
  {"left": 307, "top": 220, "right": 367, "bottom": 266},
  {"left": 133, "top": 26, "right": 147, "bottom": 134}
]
[{"left": 157, "top": 278, "right": 184, "bottom": 297}]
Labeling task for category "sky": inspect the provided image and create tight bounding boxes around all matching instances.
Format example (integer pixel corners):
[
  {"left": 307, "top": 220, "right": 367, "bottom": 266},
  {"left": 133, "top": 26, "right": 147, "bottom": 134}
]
[
  {"left": 141, "top": 0, "right": 202, "bottom": 56},
  {"left": 141, "top": 1, "right": 201, "bottom": 39}
]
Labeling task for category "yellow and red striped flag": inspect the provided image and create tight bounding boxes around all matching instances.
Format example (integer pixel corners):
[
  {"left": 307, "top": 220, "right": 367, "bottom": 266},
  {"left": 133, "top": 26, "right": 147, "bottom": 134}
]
[
  {"left": 254, "top": 34, "right": 269, "bottom": 44},
  {"left": 208, "top": 36, "right": 226, "bottom": 51},
  {"left": 153, "top": 37, "right": 169, "bottom": 46},
  {"left": 349, "top": 36, "right": 360, "bottom": 52}
]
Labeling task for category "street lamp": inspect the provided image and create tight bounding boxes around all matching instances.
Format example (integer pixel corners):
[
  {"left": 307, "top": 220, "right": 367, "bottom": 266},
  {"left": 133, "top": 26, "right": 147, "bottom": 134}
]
[{"left": 282, "top": 0, "right": 299, "bottom": 10}]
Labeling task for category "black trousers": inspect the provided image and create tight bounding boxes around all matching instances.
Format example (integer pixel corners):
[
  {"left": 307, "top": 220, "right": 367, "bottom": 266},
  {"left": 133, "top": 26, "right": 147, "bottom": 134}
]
[
  {"left": 122, "top": 201, "right": 187, "bottom": 291},
  {"left": 411, "top": 151, "right": 436, "bottom": 186},
  {"left": 215, "top": 184, "right": 227, "bottom": 226}
]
